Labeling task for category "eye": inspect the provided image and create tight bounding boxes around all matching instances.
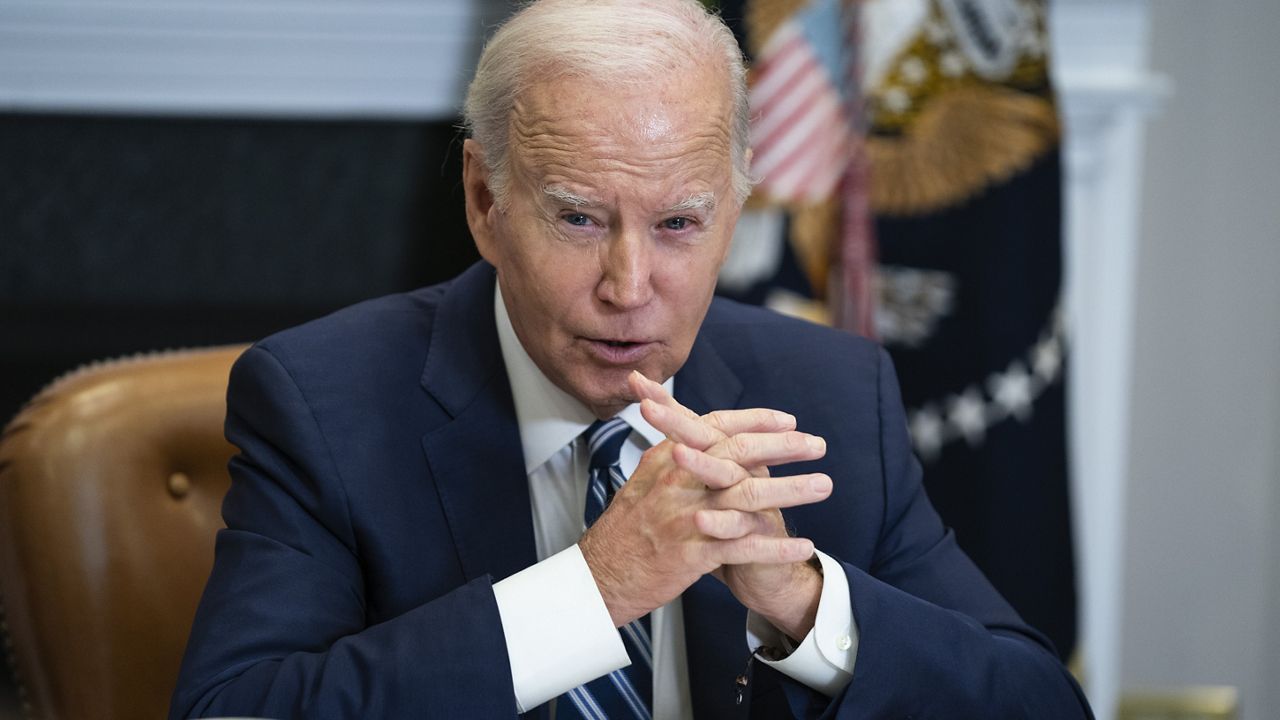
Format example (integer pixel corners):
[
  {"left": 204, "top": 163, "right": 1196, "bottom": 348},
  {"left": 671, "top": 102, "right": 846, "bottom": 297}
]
[
  {"left": 662, "top": 216, "right": 691, "bottom": 231},
  {"left": 563, "top": 213, "right": 592, "bottom": 227}
]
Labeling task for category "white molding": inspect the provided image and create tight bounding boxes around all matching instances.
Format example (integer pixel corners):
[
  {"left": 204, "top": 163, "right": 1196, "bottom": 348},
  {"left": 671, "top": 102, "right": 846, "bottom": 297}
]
[
  {"left": 1051, "top": 1, "right": 1167, "bottom": 718},
  {"left": 0, "top": 0, "right": 510, "bottom": 118}
]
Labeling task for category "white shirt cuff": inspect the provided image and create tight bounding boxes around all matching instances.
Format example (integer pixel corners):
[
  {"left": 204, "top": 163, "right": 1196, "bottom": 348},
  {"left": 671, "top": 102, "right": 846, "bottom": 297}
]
[
  {"left": 492, "top": 544, "right": 630, "bottom": 712},
  {"left": 744, "top": 550, "right": 857, "bottom": 697}
]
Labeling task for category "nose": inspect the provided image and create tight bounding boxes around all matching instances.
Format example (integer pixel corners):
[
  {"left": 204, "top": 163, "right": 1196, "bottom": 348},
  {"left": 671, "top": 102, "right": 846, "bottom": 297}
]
[{"left": 596, "top": 226, "right": 655, "bottom": 310}]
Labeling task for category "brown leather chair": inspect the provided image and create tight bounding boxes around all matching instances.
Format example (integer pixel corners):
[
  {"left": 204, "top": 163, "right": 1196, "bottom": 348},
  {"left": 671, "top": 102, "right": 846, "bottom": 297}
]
[{"left": 0, "top": 346, "right": 247, "bottom": 720}]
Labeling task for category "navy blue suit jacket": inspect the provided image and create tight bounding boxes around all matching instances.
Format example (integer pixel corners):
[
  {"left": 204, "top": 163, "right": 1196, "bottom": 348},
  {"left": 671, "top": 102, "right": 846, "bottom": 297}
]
[{"left": 171, "top": 262, "right": 1091, "bottom": 719}]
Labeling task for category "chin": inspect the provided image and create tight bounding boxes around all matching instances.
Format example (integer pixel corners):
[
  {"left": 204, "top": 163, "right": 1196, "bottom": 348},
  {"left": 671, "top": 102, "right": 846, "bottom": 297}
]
[
  {"left": 558, "top": 355, "right": 671, "bottom": 415},
  {"left": 574, "top": 376, "right": 638, "bottom": 418}
]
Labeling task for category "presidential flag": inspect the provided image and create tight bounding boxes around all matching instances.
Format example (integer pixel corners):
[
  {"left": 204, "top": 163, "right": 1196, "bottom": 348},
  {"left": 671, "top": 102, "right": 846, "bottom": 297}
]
[{"left": 716, "top": 0, "right": 1077, "bottom": 659}]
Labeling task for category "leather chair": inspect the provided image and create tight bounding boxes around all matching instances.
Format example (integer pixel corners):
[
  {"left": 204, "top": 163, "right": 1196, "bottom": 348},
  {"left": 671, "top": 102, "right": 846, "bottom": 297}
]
[{"left": 0, "top": 346, "right": 247, "bottom": 720}]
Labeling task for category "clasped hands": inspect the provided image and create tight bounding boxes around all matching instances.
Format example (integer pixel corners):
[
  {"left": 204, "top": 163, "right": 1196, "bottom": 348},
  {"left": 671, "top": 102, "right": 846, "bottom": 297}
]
[{"left": 579, "top": 371, "right": 831, "bottom": 642}]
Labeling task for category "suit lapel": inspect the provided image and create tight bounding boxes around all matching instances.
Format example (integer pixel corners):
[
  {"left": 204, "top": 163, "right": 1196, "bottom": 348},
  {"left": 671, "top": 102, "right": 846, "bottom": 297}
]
[
  {"left": 419, "top": 263, "right": 539, "bottom": 585},
  {"left": 676, "top": 321, "right": 754, "bottom": 718},
  {"left": 673, "top": 314, "right": 743, "bottom": 418}
]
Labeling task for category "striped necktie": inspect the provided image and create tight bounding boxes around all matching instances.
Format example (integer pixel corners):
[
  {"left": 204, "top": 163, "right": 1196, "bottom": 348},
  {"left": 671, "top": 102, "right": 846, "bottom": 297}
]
[{"left": 561, "top": 418, "right": 653, "bottom": 720}]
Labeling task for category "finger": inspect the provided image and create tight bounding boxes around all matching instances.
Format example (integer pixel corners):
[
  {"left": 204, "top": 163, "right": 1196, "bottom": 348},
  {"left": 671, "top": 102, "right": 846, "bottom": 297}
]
[
  {"left": 642, "top": 398, "right": 724, "bottom": 450},
  {"left": 710, "top": 431, "right": 827, "bottom": 468},
  {"left": 629, "top": 371, "right": 701, "bottom": 421},
  {"left": 671, "top": 443, "right": 751, "bottom": 490},
  {"left": 630, "top": 370, "right": 796, "bottom": 442},
  {"left": 702, "top": 407, "right": 796, "bottom": 437},
  {"left": 693, "top": 509, "right": 778, "bottom": 539},
  {"left": 712, "top": 473, "right": 832, "bottom": 512},
  {"left": 711, "top": 535, "right": 815, "bottom": 566}
]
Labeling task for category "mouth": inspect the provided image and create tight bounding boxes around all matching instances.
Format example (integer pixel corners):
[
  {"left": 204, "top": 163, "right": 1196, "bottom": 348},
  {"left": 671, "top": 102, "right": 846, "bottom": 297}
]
[{"left": 582, "top": 337, "right": 656, "bottom": 364}]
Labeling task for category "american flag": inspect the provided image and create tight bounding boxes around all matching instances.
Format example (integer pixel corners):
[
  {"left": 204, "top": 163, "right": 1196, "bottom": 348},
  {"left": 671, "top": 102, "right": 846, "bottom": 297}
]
[
  {"left": 749, "top": 19, "right": 854, "bottom": 203},
  {"left": 745, "top": 0, "right": 876, "bottom": 336}
]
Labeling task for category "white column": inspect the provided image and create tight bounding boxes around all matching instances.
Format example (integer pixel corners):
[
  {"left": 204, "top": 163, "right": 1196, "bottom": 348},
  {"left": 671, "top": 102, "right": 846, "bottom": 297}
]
[{"left": 1050, "top": 2, "right": 1166, "bottom": 719}]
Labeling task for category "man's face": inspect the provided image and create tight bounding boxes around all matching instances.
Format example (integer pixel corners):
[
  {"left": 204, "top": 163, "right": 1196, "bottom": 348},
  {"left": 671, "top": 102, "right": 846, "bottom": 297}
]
[{"left": 463, "top": 67, "right": 741, "bottom": 418}]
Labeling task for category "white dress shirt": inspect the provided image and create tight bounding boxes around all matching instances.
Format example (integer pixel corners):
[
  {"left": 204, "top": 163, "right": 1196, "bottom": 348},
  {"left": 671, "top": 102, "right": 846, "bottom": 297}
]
[{"left": 488, "top": 286, "right": 858, "bottom": 717}]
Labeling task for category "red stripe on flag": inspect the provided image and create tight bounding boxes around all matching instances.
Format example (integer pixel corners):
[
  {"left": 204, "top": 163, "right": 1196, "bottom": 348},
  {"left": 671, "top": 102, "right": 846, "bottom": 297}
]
[
  {"left": 751, "top": 90, "right": 840, "bottom": 185},
  {"left": 751, "top": 67, "right": 829, "bottom": 159},
  {"left": 764, "top": 110, "right": 850, "bottom": 201},
  {"left": 750, "top": 35, "right": 810, "bottom": 103},
  {"left": 794, "top": 125, "right": 853, "bottom": 201}
]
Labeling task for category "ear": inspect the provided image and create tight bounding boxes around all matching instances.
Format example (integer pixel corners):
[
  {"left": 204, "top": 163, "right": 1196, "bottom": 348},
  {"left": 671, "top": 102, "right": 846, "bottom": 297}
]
[{"left": 462, "top": 138, "right": 499, "bottom": 264}]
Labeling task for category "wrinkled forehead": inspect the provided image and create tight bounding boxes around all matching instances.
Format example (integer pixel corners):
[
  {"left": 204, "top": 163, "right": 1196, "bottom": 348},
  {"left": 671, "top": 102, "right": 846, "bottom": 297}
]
[{"left": 507, "top": 70, "right": 735, "bottom": 180}]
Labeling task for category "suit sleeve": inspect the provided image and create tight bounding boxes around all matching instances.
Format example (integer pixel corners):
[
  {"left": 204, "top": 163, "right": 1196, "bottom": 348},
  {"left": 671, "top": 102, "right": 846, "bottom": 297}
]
[
  {"left": 777, "top": 349, "right": 1093, "bottom": 719},
  {"left": 169, "top": 345, "right": 520, "bottom": 719}
]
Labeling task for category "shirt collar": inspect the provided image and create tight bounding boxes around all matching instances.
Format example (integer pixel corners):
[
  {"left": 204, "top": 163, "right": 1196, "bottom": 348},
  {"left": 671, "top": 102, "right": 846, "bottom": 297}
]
[{"left": 494, "top": 284, "right": 671, "bottom": 473}]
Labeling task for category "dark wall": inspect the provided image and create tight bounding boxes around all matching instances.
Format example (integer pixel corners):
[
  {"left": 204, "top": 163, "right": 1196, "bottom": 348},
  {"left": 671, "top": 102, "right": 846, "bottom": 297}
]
[{"left": 0, "top": 112, "right": 482, "bottom": 428}]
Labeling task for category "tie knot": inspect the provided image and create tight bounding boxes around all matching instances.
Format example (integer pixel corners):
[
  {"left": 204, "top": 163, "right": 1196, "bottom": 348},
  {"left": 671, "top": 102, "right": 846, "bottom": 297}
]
[{"left": 585, "top": 418, "right": 629, "bottom": 472}]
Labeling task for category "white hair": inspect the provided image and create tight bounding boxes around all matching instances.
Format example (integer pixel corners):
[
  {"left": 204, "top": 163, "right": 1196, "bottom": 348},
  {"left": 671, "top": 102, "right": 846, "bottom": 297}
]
[{"left": 463, "top": 0, "right": 753, "bottom": 208}]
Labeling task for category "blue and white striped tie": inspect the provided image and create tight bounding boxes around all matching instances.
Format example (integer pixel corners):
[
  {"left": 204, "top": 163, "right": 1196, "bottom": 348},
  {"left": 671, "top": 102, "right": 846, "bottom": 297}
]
[{"left": 561, "top": 418, "right": 653, "bottom": 720}]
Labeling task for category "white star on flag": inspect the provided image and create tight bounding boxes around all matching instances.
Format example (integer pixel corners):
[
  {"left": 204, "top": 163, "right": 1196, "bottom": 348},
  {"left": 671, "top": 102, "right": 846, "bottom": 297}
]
[
  {"left": 947, "top": 389, "right": 988, "bottom": 446},
  {"left": 1032, "top": 336, "right": 1061, "bottom": 381},
  {"left": 989, "top": 361, "right": 1035, "bottom": 422},
  {"left": 910, "top": 405, "right": 945, "bottom": 460}
]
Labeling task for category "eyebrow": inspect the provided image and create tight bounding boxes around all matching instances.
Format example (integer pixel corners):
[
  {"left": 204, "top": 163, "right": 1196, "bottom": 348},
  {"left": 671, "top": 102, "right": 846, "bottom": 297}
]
[
  {"left": 664, "top": 192, "right": 716, "bottom": 214},
  {"left": 542, "top": 185, "right": 600, "bottom": 208},
  {"left": 540, "top": 186, "right": 716, "bottom": 214}
]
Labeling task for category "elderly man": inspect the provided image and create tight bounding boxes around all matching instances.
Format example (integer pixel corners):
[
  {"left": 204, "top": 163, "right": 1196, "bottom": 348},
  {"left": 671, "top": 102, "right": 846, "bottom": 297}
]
[{"left": 172, "top": 0, "right": 1091, "bottom": 718}]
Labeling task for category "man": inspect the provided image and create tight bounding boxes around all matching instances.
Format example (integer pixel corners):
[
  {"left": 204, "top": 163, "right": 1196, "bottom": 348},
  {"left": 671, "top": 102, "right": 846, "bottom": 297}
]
[{"left": 172, "top": 0, "right": 1091, "bottom": 718}]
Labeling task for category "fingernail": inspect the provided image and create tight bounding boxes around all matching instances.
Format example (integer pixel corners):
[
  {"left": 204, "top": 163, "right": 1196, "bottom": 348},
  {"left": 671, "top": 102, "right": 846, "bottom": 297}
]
[
  {"left": 772, "top": 410, "right": 795, "bottom": 425},
  {"left": 807, "top": 435, "right": 826, "bottom": 452},
  {"left": 810, "top": 475, "right": 831, "bottom": 493}
]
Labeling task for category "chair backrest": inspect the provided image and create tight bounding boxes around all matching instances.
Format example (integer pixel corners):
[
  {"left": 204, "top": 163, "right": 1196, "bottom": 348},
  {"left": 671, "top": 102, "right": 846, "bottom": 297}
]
[{"left": 0, "top": 346, "right": 247, "bottom": 720}]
